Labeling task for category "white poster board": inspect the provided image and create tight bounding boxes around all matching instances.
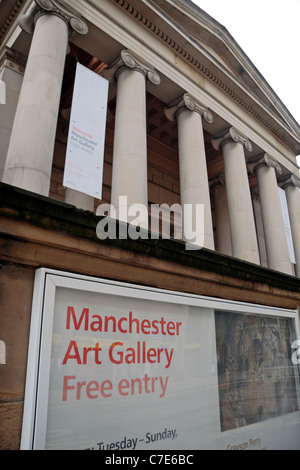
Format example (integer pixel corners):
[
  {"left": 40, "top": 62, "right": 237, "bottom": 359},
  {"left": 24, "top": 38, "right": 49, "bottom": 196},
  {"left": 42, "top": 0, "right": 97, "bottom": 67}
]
[
  {"left": 63, "top": 63, "right": 108, "bottom": 199},
  {"left": 21, "top": 269, "right": 300, "bottom": 450}
]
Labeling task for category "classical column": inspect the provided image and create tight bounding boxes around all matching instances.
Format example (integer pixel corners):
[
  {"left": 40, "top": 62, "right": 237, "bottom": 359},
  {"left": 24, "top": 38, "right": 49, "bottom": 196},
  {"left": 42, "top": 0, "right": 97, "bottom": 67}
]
[
  {"left": 0, "top": 48, "right": 25, "bottom": 180},
  {"left": 212, "top": 127, "right": 260, "bottom": 264},
  {"left": 165, "top": 94, "right": 214, "bottom": 249},
  {"left": 2, "top": 0, "right": 88, "bottom": 196},
  {"left": 210, "top": 173, "right": 232, "bottom": 256},
  {"left": 103, "top": 50, "right": 160, "bottom": 228},
  {"left": 248, "top": 154, "right": 293, "bottom": 275},
  {"left": 279, "top": 174, "right": 300, "bottom": 277}
]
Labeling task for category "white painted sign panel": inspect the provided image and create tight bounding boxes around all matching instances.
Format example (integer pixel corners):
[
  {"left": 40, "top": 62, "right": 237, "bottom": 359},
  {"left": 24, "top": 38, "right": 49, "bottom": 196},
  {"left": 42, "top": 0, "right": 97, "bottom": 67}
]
[
  {"left": 21, "top": 270, "right": 300, "bottom": 450},
  {"left": 63, "top": 63, "right": 108, "bottom": 199}
]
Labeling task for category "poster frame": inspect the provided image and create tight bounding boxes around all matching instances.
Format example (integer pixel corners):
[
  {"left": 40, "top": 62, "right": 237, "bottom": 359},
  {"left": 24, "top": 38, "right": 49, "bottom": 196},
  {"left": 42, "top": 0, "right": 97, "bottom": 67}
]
[{"left": 20, "top": 268, "right": 300, "bottom": 450}]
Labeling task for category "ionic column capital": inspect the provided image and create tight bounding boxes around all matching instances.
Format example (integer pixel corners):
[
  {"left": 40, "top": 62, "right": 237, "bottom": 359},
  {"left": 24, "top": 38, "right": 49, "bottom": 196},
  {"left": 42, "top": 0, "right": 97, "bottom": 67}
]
[
  {"left": 18, "top": 0, "right": 88, "bottom": 36},
  {"left": 209, "top": 172, "right": 225, "bottom": 190},
  {"left": 212, "top": 127, "right": 252, "bottom": 152},
  {"left": 248, "top": 153, "right": 282, "bottom": 175},
  {"left": 103, "top": 50, "right": 160, "bottom": 85},
  {"left": 278, "top": 173, "right": 300, "bottom": 189},
  {"left": 165, "top": 93, "right": 213, "bottom": 123}
]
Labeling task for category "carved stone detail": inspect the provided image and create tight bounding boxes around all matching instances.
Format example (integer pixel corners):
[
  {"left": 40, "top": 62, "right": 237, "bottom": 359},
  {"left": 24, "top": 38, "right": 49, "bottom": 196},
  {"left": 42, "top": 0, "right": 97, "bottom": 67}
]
[
  {"left": 209, "top": 172, "right": 225, "bottom": 190},
  {"left": 18, "top": 0, "right": 88, "bottom": 36},
  {"left": 103, "top": 50, "right": 160, "bottom": 85},
  {"left": 212, "top": 127, "right": 252, "bottom": 152},
  {"left": 248, "top": 153, "right": 282, "bottom": 175},
  {"left": 0, "top": 47, "right": 27, "bottom": 75},
  {"left": 165, "top": 93, "right": 213, "bottom": 123},
  {"left": 278, "top": 173, "right": 300, "bottom": 189}
]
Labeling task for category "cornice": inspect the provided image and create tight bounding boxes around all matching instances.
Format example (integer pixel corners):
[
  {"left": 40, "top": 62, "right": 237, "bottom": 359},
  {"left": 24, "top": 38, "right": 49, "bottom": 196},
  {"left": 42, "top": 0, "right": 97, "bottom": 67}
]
[
  {"left": 170, "top": 0, "right": 300, "bottom": 140},
  {"left": 0, "top": 0, "right": 26, "bottom": 41},
  {"left": 112, "top": 0, "right": 300, "bottom": 155}
]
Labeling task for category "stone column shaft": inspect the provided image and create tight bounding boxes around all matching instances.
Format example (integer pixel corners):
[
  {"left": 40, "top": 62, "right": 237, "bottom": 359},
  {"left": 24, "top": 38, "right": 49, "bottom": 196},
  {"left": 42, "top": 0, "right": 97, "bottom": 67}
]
[
  {"left": 211, "top": 174, "right": 232, "bottom": 256},
  {"left": 165, "top": 94, "right": 214, "bottom": 249},
  {"left": 2, "top": 0, "right": 88, "bottom": 196},
  {"left": 212, "top": 127, "right": 260, "bottom": 264},
  {"left": 249, "top": 154, "right": 292, "bottom": 274},
  {"left": 0, "top": 48, "right": 25, "bottom": 181},
  {"left": 279, "top": 174, "right": 300, "bottom": 277},
  {"left": 104, "top": 50, "right": 160, "bottom": 228},
  {"left": 113, "top": 69, "right": 147, "bottom": 218}
]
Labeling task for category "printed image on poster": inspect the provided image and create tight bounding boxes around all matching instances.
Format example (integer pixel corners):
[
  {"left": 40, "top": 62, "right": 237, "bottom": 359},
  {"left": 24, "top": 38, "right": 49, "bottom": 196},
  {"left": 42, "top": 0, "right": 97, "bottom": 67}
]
[{"left": 215, "top": 311, "right": 299, "bottom": 432}]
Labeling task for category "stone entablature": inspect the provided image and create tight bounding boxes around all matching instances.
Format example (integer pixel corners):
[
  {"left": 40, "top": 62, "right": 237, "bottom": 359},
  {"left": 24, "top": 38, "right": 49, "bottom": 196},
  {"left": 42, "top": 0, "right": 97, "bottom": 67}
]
[{"left": 111, "top": 0, "right": 300, "bottom": 156}]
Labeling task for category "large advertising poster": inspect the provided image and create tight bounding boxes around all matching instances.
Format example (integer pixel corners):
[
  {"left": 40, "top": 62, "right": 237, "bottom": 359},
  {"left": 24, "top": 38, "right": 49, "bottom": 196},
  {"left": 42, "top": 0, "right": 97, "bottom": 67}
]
[
  {"left": 45, "top": 288, "right": 219, "bottom": 450},
  {"left": 21, "top": 270, "right": 300, "bottom": 450}
]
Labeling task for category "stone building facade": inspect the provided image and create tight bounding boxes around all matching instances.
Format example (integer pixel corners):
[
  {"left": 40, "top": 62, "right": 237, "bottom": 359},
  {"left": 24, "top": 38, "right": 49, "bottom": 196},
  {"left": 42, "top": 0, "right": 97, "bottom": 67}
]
[{"left": 0, "top": 0, "right": 299, "bottom": 450}]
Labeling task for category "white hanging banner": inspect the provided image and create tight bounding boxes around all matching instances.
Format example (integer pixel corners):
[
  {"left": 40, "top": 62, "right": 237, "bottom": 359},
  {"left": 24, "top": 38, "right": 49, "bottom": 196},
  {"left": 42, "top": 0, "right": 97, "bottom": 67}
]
[{"left": 63, "top": 63, "right": 108, "bottom": 199}]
